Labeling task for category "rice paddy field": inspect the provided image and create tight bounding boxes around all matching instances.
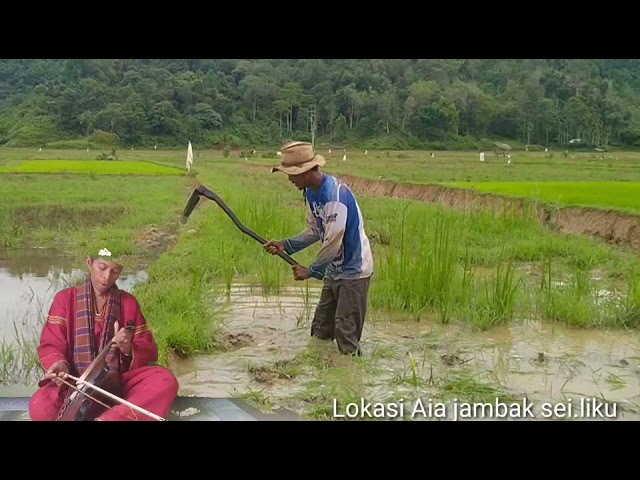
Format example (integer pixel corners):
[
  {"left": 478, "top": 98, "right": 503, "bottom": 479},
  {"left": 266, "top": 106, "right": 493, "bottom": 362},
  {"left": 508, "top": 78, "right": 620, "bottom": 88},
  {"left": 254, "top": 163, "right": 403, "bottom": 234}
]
[
  {"left": 2, "top": 146, "right": 640, "bottom": 420},
  {"left": 444, "top": 181, "right": 640, "bottom": 215},
  {"left": 0, "top": 160, "right": 182, "bottom": 176}
]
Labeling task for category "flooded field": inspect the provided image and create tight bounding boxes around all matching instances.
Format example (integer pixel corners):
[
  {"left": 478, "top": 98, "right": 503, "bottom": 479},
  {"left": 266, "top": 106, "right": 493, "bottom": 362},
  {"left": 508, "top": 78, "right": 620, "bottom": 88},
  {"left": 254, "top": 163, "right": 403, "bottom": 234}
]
[
  {"left": 3, "top": 150, "right": 640, "bottom": 421},
  {"left": 173, "top": 283, "right": 317, "bottom": 399},
  {"left": 2, "top": 218, "right": 639, "bottom": 420},
  {"left": 173, "top": 283, "right": 640, "bottom": 421}
]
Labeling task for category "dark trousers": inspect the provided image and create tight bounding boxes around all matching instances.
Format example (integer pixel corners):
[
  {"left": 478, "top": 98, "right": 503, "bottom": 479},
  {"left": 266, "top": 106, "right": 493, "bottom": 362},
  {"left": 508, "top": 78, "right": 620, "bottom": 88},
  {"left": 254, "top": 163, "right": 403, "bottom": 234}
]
[{"left": 310, "top": 276, "right": 371, "bottom": 355}]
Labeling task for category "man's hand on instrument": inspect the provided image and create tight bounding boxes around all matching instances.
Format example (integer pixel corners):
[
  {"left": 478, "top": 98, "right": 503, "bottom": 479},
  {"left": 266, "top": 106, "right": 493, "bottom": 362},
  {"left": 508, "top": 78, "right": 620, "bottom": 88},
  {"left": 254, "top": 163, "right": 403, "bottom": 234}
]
[
  {"left": 264, "top": 240, "right": 285, "bottom": 255},
  {"left": 292, "top": 264, "right": 311, "bottom": 281},
  {"left": 113, "top": 321, "right": 134, "bottom": 356},
  {"left": 45, "top": 360, "right": 69, "bottom": 387}
]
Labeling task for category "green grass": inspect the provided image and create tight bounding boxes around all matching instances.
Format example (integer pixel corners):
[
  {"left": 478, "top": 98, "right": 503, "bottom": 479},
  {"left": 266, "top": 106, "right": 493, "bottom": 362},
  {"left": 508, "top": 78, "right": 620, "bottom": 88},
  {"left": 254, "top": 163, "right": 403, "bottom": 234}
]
[
  {"left": 4, "top": 147, "right": 640, "bottom": 385},
  {"left": 363, "top": 195, "right": 640, "bottom": 329},
  {"left": 0, "top": 325, "right": 41, "bottom": 385},
  {"left": 445, "top": 181, "right": 640, "bottom": 214},
  {"left": 0, "top": 165, "right": 220, "bottom": 372},
  {"left": 178, "top": 157, "right": 640, "bottom": 331},
  {"left": 244, "top": 148, "right": 640, "bottom": 214},
  {"left": 278, "top": 338, "right": 518, "bottom": 421},
  {"left": 245, "top": 148, "right": 640, "bottom": 183},
  {"left": 0, "top": 173, "right": 186, "bottom": 252},
  {"left": 0, "top": 160, "right": 183, "bottom": 175}
]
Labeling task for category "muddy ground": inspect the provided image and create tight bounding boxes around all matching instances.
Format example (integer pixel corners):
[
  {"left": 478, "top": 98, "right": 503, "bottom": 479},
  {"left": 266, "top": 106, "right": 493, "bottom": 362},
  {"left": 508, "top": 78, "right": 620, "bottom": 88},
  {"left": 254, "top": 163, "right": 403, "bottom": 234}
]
[
  {"left": 4, "top": 244, "right": 640, "bottom": 421},
  {"left": 336, "top": 174, "right": 640, "bottom": 251},
  {"left": 137, "top": 225, "right": 178, "bottom": 252},
  {"left": 173, "top": 283, "right": 640, "bottom": 421}
]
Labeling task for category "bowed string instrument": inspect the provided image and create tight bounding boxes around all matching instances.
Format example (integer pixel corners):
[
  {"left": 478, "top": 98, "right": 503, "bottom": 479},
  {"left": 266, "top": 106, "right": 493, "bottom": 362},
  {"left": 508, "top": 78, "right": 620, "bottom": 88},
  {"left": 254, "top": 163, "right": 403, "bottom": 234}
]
[{"left": 50, "top": 320, "right": 164, "bottom": 421}]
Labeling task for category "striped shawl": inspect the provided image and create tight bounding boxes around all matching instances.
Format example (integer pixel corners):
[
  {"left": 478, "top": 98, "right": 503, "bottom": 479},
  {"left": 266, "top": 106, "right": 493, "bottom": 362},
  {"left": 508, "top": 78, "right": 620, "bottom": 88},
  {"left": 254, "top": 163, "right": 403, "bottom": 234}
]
[{"left": 72, "top": 276, "right": 122, "bottom": 376}]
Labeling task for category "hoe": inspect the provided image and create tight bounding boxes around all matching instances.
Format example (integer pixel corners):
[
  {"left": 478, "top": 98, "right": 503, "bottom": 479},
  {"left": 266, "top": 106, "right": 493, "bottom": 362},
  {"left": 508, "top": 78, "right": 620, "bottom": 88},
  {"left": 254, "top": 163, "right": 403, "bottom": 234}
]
[{"left": 181, "top": 181, "right": 303, "bottom": 267}]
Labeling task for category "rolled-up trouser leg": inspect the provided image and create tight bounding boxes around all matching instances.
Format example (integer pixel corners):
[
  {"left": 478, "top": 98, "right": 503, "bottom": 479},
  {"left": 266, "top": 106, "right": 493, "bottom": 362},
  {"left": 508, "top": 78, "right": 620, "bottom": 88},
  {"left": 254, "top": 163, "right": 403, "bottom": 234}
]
[{"left": 334, "top": 276, "right": 371, "bottom": 355}]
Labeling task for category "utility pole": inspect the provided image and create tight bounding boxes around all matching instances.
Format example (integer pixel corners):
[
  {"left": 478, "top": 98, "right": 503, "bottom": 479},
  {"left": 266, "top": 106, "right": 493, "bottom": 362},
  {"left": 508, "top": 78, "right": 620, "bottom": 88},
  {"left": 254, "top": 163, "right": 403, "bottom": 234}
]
[{"left": 309, "top": 104, "right": 317, "bottom": 149}]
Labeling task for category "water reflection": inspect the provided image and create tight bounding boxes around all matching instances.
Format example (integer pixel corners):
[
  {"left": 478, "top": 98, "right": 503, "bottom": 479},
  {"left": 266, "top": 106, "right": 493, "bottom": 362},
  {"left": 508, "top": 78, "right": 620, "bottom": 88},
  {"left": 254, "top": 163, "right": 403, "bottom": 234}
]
[{"left": 175, "top": 283, "right": 640, "bottom": 420}]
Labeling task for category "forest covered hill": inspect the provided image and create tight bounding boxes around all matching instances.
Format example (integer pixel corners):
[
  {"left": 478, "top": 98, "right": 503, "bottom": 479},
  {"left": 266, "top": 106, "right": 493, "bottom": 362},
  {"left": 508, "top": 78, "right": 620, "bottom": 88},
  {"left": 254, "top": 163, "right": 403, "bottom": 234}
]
[{"left": 2, "top": 59, "right": 640, "bottom": 151}]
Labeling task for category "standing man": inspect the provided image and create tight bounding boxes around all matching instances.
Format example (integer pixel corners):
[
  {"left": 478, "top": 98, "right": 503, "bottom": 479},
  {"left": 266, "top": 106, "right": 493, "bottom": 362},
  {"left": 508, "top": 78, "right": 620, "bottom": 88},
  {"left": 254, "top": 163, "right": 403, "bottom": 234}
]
[{"left": 264, "top": 141, "right": 374, "bottom": 356}]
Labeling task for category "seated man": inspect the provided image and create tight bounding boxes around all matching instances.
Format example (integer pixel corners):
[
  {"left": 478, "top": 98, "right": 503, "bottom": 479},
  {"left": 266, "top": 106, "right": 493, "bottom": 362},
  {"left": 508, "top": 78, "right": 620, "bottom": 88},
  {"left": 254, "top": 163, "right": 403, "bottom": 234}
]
[{"left": 29, "top": 248, "right": 179, "bottom": 421}]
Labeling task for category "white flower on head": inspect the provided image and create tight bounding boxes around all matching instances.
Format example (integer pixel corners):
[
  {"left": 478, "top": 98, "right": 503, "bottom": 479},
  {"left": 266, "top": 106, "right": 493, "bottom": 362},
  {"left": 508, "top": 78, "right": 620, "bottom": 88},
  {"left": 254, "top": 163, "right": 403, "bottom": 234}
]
[{"left": 98, "top": 248, "right": 112, "bottom": 257}]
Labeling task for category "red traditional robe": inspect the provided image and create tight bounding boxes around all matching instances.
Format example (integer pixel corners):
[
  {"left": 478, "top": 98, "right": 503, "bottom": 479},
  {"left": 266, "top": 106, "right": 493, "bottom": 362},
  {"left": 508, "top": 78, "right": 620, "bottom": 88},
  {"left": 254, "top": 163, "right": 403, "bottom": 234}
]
[{"left": 29, "top": 278, "right": 179, "bottom": 421}]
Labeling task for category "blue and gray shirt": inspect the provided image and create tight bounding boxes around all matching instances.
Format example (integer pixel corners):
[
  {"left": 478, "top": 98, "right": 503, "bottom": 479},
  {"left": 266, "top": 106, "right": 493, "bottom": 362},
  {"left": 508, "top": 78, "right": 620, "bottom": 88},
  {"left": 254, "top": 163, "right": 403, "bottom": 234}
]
[{"left": 283, "top": 174, "right": 374, "bottom": 281}]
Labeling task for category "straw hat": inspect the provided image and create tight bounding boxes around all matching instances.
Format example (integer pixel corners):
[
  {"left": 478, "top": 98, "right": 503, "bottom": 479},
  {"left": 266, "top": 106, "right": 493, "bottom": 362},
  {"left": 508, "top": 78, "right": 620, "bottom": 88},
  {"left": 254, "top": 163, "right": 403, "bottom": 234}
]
[{"left": 271, "top": 141, "right": 326, "bottom": 175}]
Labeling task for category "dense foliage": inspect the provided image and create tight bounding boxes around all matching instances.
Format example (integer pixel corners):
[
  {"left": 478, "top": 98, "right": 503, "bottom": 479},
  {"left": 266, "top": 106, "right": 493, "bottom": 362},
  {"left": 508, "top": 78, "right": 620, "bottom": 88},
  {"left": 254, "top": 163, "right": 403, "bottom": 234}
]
[{"left": 2, "top": 59, "right": 640, "bottom": 150}]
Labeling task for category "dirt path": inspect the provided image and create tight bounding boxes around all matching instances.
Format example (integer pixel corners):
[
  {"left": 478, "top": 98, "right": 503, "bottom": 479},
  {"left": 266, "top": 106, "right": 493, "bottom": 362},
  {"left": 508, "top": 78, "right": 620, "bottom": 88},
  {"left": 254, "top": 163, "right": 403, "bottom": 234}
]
[{"left": 334, "top": 174, "right": 640, "bottom": 251}]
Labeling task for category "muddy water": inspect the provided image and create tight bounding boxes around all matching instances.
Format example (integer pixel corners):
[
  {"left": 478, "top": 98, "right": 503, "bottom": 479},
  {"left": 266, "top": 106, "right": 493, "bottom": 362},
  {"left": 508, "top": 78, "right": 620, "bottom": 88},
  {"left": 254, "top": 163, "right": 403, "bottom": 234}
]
[
  {"left": 368, "top": 320, "right": 640, "bottom": 419},
  {"left": 175, "top": 283, "right": 640, "bottom": 420},
  {"left": 174, "top": 283, "right": 317, "bottom": 399},
  {"left": 0, "top": 249, "right": 148, "bottom": 344}
]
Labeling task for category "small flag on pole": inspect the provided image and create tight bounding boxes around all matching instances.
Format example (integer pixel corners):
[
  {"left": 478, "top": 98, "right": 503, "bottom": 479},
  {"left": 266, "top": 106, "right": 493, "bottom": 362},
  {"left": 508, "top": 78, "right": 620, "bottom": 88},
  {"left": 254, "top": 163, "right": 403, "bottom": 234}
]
[{"left": 186, "top": 141, "right": 193, "bottom": 172}]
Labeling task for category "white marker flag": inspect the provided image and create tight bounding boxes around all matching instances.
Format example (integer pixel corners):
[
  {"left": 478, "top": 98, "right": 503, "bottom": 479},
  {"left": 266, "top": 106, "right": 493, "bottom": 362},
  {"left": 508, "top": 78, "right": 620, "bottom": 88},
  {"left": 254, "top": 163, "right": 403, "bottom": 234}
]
[{"left": 186, "top": 141, "right": 194, "bottom": 172}]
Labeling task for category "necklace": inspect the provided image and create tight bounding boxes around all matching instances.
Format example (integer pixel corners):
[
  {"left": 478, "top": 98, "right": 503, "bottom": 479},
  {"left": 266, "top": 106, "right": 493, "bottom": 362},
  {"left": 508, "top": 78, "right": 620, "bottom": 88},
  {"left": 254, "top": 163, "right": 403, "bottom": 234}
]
[{"left": 93, "top": 292, "right": 108, "bottom": 317}]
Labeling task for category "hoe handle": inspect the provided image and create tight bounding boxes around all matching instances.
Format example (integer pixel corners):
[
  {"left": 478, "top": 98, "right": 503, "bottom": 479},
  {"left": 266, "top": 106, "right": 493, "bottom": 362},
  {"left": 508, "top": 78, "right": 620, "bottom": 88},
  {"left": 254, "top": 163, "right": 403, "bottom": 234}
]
[{"left": 196, "top": 184, "right": 301, "bottom": 267}]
